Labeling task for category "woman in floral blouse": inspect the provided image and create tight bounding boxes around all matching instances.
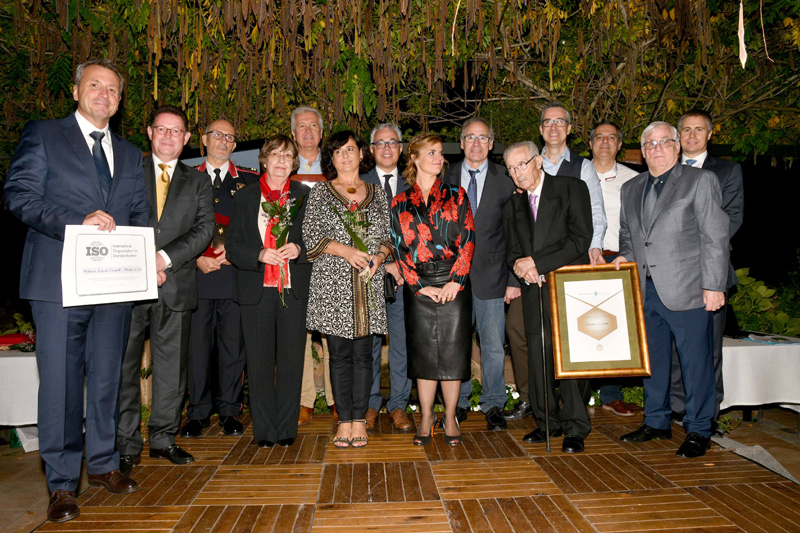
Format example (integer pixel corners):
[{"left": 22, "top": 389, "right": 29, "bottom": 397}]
[
  {"left": 303, "top": 131, "right": 393, "bottom": 449},
  {"left": 390, "top": 133, "right": 475, "bottom": 447}
]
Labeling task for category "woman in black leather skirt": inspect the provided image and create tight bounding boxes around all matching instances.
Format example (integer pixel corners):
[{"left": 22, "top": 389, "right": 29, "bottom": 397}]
[{"left": 389, "top": 133, "right": 475, "bottom": 446}]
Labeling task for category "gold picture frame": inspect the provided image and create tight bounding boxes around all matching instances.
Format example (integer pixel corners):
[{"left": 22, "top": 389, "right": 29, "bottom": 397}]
[{"left": 547, "top": 262, "right": 650, "bottom": 379}]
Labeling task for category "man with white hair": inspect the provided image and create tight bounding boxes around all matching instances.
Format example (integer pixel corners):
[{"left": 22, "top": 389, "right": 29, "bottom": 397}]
[{"left": 615, "top": 121, "right": 729, "bottom": 458}]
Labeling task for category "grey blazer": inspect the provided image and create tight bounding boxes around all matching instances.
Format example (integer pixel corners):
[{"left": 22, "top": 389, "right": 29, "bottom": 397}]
[
  {"left": 703, "top": 155, "right": 744, "bottom": 288},
  {"left": 618, "top": 164, "right": 729, "bottom": 312}
]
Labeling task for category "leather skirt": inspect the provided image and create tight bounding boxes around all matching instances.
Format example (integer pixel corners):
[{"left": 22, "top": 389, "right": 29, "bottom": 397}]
[{"left": 404, "top": 259, "right": 472, "bottom": 381}]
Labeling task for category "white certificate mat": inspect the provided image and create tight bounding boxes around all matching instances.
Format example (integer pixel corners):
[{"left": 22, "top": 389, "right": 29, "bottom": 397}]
[{"left": 61, "top": 225, "right": 158, "bottom": 306}]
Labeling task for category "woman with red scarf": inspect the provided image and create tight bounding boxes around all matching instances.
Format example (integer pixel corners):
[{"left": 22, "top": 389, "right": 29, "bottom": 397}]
[{"left": 226, "top": 134, "right": 311, "bottom": 448}]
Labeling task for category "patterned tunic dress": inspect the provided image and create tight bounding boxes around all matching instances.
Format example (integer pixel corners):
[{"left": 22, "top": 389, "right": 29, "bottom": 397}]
[
  {"left": 303, "top": 182, "right": 391, "bottom": 339},
  {"left": 390, "top": 179, "right": 475, "bottom": 290}
]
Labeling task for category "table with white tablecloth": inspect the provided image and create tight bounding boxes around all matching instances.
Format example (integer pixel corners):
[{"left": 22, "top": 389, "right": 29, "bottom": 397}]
[{"left": 0, "top": 349, "right": 40, "bottom": 451}]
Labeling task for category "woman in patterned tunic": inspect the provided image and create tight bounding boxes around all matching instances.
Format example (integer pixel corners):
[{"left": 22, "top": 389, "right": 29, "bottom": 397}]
[
  {"left": 390, "top": 133, "right": 475, "bottom": 447},
  {"left": 303, "top": 131, "right": 393, "bottom": 448}
]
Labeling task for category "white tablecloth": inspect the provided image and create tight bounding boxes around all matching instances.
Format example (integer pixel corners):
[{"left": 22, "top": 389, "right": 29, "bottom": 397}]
[
  {"left": 0, "top": 349, "right": 39, "bottom": 426},
  {"left": 720, "top": 337, "right": 800, "bottom": 412}
]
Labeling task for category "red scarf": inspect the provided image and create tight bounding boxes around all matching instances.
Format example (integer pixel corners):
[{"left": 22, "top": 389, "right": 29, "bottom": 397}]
[{"left": 259, "top": 174, "right": 291, "bottom": 289}]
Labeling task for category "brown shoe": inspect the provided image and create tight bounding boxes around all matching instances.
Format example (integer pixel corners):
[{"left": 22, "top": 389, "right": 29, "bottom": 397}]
[
  {"left": 47, "top": 490, "right": 79, "bottom": 523},
  {"left": 298, "top": 405, "right": 313, "bottom": 426},
  {"left": 390, "top": 408, "right": 413, "bottom": 431},
  {"left": 330, "top": 404, "right": 339, "bottom": 423},
  {"left": 88, "top": 470, "right": 139, "bottom": 494},
  {"left": 602, "top": 399, "right": 637, "bottom": 417},
  {"left": 365, "top": 408, "right": 379, "bottom": 430}
]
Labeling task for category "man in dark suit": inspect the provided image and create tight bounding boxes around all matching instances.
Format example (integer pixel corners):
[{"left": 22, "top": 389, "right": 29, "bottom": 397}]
[
  {"left": 361, "top": 123, "right": 413, "bottom": 432},
  {"left": 180, "top": 119, "right": 258, "bottom": 439},
  {"left": 117, "top": 106, "right": 214, "bottom": 473},
  {"left": 671, "top": 109, "right": 744, "bottom": 425},
  {"left": 5, "top": 59, "right": 148, "bottom": 522},
  {"left": 443, "top": 117, "right": 518, "bottom": 431},
  {"left": 615, "top": 121, "right": 729, "bottom": 458},
  {"left": 501, "top": 141, "right": 594, "bottom": 453}
]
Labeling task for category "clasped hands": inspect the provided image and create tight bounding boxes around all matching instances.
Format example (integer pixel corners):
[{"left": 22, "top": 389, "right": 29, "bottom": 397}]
[
  {"left": 514, "top": 257, "right": 544, "bottom": 287},
  {"left": 419, "top": 282, "right": 461, "bottom": 304},
  {"left": 259, "top": 243, "right": 301, "bottom": 265}
]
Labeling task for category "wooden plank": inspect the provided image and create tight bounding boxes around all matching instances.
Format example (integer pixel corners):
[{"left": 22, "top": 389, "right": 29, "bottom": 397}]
[
  {"left": 210, "top": 505, "right": 245, "bottom": 532},
  {"left": 350, "top": 463, "right": 370, "bottom": 504},
  {"left": 687, "top": 484, "right": 794, "bottom": 533},
  {"left": 312, "top": 502, "right": 450, "bottom": 532},
  {"left": 333, "top": 464, "right": 352, "bottom": 504},
  {"left": 416, "top": 462, "right": 440, "bottom": 502},
  {"left": 442, "top": 500, "right": 472, "bottom": 532},
  {"left": 172, "top": 505, "right": 208, "bottom": 533},
  {"left": 232, "top": 506, "right": 264, "bottom": 533},
  {"left": 400, "top": 461, "right": 422, "bottom": 502},
  {"left": 368, "top": 462, "right": 387, "bottom": 503},
  {"left": 459, "top": 499, "right": 493, "bottom": 532},
  {"left": 385, "top": 462, "right": 405, "bottom": 502},
  {"left": 478, "top": 498, "right": 514, "bottom": 533},
  {"left": 317, "top": 464, "right": 337, "bottom": 504},
  {"left": 252, "top": 505, "right": 280, "bottom": 531},
  {"left": 515, "top": 496, "right": 558, "bottom": 533}
]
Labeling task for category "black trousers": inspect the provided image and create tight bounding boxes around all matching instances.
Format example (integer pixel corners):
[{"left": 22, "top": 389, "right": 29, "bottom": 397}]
[
  {"left": 187, "top": 298, "right": 245, "bottom": 419},
  {"left": 505, "top": 297, "right": 529, "bottom": 403},
  {"left": 241, "top": 288, "right": 307, "bottom": 442},
  {"left": 327, "top": 334, "right": 373, "bottom": 422}
]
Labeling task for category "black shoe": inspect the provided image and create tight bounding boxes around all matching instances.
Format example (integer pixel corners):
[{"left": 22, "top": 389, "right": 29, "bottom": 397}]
[
  {"left": 180, "top": 418, "right": 210, "bottom": 438},
  {"left": 504, "top": 401, "right": 532, "bottom": 420},
  {"left": 620, "top": 424, "right": 672, "bottom": 443},
  {"left": 455, "top": 406, "right": 468, "bottom": 424},
  {"left": 119, "top": 454, "right": 140, "bottom": 477},
  {"left": 562, "top": 435, "right": 585, "bottom": 453},
  {"left": 485, "top": 406, "right": 507, "bottom": 431},
  {"left": 277, "top": 438, "right": 295, "bottom": 447},
  {"left": 670, "top": 411, "right": 685, "bottom": 422},
  {"left": 258, "top": 440, "right": 275, "bottom": 448},
  {"left": 220, "top": 416, "right": 244, "bottom": 436},
  {"left": 522, "top": 427, "right": 564, "bottom": 443},
  {"left": 676, "top": 432, "right": 710, "bottom": 458},
  {"left": 149, "top": 444, "right": 194, "bottom": 464}
]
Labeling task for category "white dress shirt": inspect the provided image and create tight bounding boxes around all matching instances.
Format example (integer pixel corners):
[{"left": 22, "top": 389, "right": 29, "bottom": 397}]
[
  {"left": 596, "top": 162, "right": 639, "bottom": 252},
  {"left": 376, "top": 167, "right": 399, "bottom": 197},
  {"left": 459, "top": 159, "right": 489, "bottom": 208},
  {"left": 682, "top": 151, "right": 708, "bottom": 167},
  {"left": 74, "top": 110, "right": 114, "bottom": 176},
  {"left": 204, "top": 160, "right": 232, "bottom": 184}
]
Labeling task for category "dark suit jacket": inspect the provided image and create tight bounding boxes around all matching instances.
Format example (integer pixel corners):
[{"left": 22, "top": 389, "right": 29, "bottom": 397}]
[
  {"left": 144, "top": 156, "right": 215, "bottom": 312},
  {"left": 5, "top": 114, "right": 150, "bottom": 303},
  {"left": 361, "top": 166, "right": 408, "bottom": 197},
  {"left": 226, "top": 180, "right": 312, "bottom": 304},
  {"left": 702, "top": 156, "right": 744, "bottom": 287},
  {"left": 194, "top": 161, "right": 259, "bottom": 299},
  {"left": 502, "top": 173, "right": 592, "bottom": 326},
  {"left": 444, "top": 160, "right": 517, "bottom": 299}
]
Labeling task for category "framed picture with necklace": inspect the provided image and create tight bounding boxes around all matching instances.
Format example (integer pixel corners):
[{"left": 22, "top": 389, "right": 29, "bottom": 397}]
[{"left": 547, "top": 262, "right": 650, "bottom": 379}]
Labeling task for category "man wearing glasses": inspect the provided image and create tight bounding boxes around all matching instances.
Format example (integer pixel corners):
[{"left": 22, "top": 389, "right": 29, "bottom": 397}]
[
  {"left": 117, "top": 106, "right": 215, "bottom": 474},
  {"left": 360, "top": 123, "right": 413, "bottom": 432},
  {"left": 180, "top": 119, "right": 258, "bottom": 440},
  {"left": 539, "top": 102, "right": 607, "bottom": 266},
  {"left": 614, "top": 121, "right": 728, "bottom": 458},
  {"left": 444, "top": 117, "right": 518, "bottom": 431}
]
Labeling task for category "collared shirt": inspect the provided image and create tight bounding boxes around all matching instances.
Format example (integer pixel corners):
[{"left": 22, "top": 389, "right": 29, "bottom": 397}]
[
  {"left": 204, "top": 160, "right": 232, "bottom": 185},
  {"left": 541, "top": 146, "right": 606, "bottom": 250},
  {"left": 595, "top": 162, "right": 639, "bottom": 251},
  {"left": 152, "top": 154, "right": 179, "bottom": 267},
  {"left": 377, "top": 167, "right": 399, "bottom": 197},
  {"left": 459, "top": 159, "right": 489, "bottom": 208},
  {"left": 682, "top": 151, "right": 708, "bottom": 167},
  {"left": 74, "top": 111, "right": 114, "bottom": 176},
  {"left": 526, "top": 174, "right": 545, "bottom": 217},
  {"left": 297, "top": 152, "right": 322, "bottom": 174}
]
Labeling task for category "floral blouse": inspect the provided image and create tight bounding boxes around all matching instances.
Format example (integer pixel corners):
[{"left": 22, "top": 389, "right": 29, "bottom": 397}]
[{"left": 390, "top": 179, "right": 475, "bottom": 292}]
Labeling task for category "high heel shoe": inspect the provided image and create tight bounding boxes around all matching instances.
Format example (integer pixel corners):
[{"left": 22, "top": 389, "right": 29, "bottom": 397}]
[
  {"left": 443, "top": 417, "right": 461, "bottom": 447},
  {"left": 350, "top": 420, "right": 369, "bottom": 448},
  {"left": 413, "top": 414, "right": 437, "bottom": 446}
]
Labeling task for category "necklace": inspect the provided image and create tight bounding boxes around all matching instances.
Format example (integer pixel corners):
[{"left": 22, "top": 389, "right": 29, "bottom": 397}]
[{"left": 337, "top": 181, "right": 363, "bottom": 194}]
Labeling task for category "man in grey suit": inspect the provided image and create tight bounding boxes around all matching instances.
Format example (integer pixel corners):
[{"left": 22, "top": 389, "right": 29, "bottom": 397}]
[
  {"left": 614, "top": 121, "right": 729, "bottom": 458},
  {"left": 117, "top": 105, "right": 215, "bottom": 474},
  {"left": 443, "top": 117, "right": 518, "bottom": 431},
  {"left": 361, "top": 123, "right": 413, "bottom": 432},
  {"left": 671, "top": 109, "right": 744, "bottom": 424}
]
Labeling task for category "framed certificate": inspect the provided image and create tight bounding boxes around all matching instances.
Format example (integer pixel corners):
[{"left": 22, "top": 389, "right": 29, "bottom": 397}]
[
  {"left": 61, "top": 225, "right": 158, "bottom": 307},
  {"left": 547, "top": 262, "right": 650, "bottom": 379}
]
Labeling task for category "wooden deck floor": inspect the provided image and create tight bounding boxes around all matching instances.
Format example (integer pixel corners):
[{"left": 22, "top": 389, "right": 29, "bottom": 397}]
[{"left": 33, "top": 409, "right": 800, "bottom": 532}]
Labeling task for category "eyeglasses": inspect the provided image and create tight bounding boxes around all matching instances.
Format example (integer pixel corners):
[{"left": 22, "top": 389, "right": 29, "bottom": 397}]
[
  {"left": 371, "top": 140, "right": 401, "bottom": 149},
  {"left": 642, "top": 139, "right": 678, "bottom": 151},
  {"left": 207, "top": 130, "right": 236, "bottom": 143},
  {"left": 268, "top": 151, "right": 294, "bottom": 161},
  {"left": 541, "top": 118, "right": 569, "bottom": 128},
  {"left": 506, "top": 156, "right": 536, "bottom": 174},
  {"left": 462, "top": 134, "right": 492, "bottom": 144},
  {"left": 152, "top": 125, "right": 185, "bottom": 137}
]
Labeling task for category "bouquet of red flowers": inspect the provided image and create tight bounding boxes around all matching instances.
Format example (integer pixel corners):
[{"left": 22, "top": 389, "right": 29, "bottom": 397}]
[{"left": 261, "top": 190, "right": 304, "bottom": 305}]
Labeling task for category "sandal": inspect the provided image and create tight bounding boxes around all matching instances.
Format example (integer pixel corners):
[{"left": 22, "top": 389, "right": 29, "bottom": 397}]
[
  {"left": 333, "top": 421, "right": 351, "bottom": 448},
  {"left": 443, "top": 417, "right": 461, "bottom": 447},
  {"left": 413, "top": 413, "right": 437, "bottom": 446},
  {"left": 350, "top": 420, "right": 369, "bottom": 448}
]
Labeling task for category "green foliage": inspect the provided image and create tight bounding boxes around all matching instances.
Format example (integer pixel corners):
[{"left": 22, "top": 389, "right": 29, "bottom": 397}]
[
  {"left": 140, "top": 403, "right": 151, "bottom": 441},
  {"left": 622, "top": 386, "right": 645, "bottom": 408},
  {"left": 731, "top": 268, "right": 800, "bottom": 336},
  {"left": 716, "top": 415, "right": 741, "bottom": 435},
  {"left": 314, "top": 389, "right": 332, "bottom": 414}
]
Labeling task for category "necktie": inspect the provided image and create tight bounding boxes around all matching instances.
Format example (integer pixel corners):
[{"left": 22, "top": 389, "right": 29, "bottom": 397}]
[
  {"left": 685, "top": 158, "right": 697, "bottom": 166},
  {"left": 528, "top": 193, "right": 538, "bottom": 222},
  {"left": 642, "top": 174, "right": 659, "bottom": 228},
  {"left": 89, "top": 131, "right": 112, "bottom": 201},
  {"left": 383, "top": 174, "right": 393, "bottom": 204},
  {"left": 467, "top": 169, "right": 479, "bottom": 213},
  {"left": 213, "top": 168, "right": 222, "bottom": 189},
  {"left": 157, "top": 163, "right": 171, "bottom": 220}
]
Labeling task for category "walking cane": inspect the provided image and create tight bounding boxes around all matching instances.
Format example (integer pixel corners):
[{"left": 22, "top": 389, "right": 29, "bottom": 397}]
[{"left": 538, "top": 274, "right": 551, "bottom": 453}]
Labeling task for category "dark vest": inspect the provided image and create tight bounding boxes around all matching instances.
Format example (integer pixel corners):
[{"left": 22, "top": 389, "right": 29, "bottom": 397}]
[{"left": 554, "top": 149, "right": 585, "bottom": 179}]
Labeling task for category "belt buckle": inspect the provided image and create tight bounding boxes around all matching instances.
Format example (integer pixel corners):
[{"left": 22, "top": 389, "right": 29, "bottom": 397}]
[{"left": 420, "top": 262, "right": 436, "bottom": 274}]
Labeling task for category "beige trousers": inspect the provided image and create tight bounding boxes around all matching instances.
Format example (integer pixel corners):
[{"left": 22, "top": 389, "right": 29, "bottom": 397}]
[{"left": 300, "top": 332, "right": 334, "bottom": 408}]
